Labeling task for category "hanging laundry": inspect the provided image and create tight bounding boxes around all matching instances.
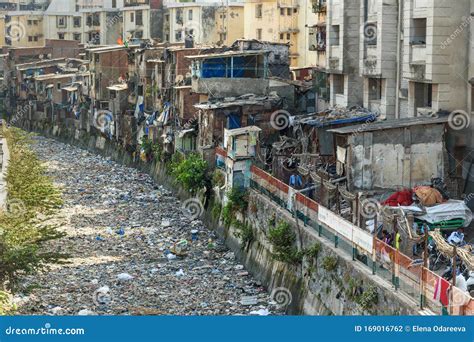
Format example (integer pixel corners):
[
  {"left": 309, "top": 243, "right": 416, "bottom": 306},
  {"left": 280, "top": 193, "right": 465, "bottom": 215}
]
[
  {"left": 134, "top": 96, "right": 144, "bottom": 119},
  {"left": 433, "top": 276, "right": 450, "bottom": 306},
  {"left": 289, "top": 174, "right": 302, "bottom": 189}
]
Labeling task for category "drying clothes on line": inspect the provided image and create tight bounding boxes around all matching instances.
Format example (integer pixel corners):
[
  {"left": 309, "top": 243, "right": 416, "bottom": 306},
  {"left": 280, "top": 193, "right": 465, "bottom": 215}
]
[
  {"left": 289, "top": 174, "right": 302, "bottom": 189},
  {"left": 433, "top": 276, "right": 450, "bottom": 306},
  {"left": 414, "top": 186, "right": 444, "bottom": 207},
  {"left": 134, "top": 96, "right": 144, "bottom": 118},
  {"left": 382, "top": 189, "right": 413, "bottom": 206}
]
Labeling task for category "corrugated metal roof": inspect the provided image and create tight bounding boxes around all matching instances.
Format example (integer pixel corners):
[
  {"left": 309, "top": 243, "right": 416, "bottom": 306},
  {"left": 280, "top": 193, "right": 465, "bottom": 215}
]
[{"left": 328, "top": 115, "right": 450, "bottom": 134}]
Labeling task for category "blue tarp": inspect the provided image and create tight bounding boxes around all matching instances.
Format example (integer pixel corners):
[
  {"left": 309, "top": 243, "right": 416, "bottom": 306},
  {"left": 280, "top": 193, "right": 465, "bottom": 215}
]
[
  {"left": 201, "top": 56, "right": 248, "bottom": 78},
  {"left": 303, "top": 113, "right": 377, "bottom": 128}
]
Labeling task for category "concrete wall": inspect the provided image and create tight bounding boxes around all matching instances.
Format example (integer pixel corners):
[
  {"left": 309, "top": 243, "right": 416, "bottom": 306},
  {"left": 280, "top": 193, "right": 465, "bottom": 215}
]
[{"left": 347, "top": 124, "right": 446, "bottom": 190}]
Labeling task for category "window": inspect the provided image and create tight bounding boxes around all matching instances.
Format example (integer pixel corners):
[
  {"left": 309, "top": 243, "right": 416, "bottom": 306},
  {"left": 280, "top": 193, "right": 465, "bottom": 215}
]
[
  {"left": 175, "top": 30, "right": 182, "bottom": 41},
  {"left": 58, "top": 32, "right": 65, "bottom": 40},
  {"left": 28, "top": 36, "right": 33, "bottom": 42},
  {"left": 219, "top": 33, "right": 227, "bottom": 41},
  {"left": 74, "top": 33, "right": 81, "bottom": 41},
  {"left": 130, "top": 12, "right": 134, "bottom": 23},
  {"left": 176, "top": 9, "right": 183, "bottom": 24},
  {"left": 165, "top": 14, "right": 169, "bottom": 22},
  {"left": 34, "top": 36, "right": 38, "bottom": 42},
  {"left": 73, "top": 17, "right": 81, "bottom": 27},
  {"left": 411, "top": 18, "right": 427, "bottom": 44},
  {"left": 256, "top": 28, "right": 262, "bottom": 40},
  {"left": 112, "top": 0, "right": 117, "bottom": 8},
  {"left": 330, "top": 25, "right": 340, "bottom": 45},
  {"left": 136, "top": 10, "right": 143, "bottom": 25},
  {"left": 280, "top": 8, "right": 285, "bottom": 15},
  {"left": 333, "top": 74, "right": 344, "bottom": 95},
  {"left": 188, "top": 9, "right": 193, "bottom": 21},
  {"left": 57, "top": 16, "right": 66, "bottom": 28},
  {"left": 279, "top": 33, "right": 284, "bottom": 40},
  {"left": 57, "top": 83, "right": 61, "bottom": 90},
  {"left": 368, "top": 78, "right": 382, "bottom": 100},
  {"left": 287, "top": 8, "right": 291, "bottom": 15},
  {"left": 286, "top": 33, "right": 290, "bottom": 40},
  {"left": 135, "top": 30, "right": 143, "bottom": 38},
  {"left": 293, "top": 8, "right": 298, "bottom": 13},
  {"left": 33, "top": 20, "right": 38, "bottom": 25},
  {"left": 256, "top": 4, "right": 262, "bottom": 18},
  {"left": 27, "top": 20, "right": 32, "bottom": 25}
]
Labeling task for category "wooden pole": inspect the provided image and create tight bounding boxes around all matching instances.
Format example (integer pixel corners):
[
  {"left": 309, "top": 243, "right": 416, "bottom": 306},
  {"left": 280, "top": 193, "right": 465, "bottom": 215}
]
[
  {"left": 451, "top": 246, "right": 457, "bottom": 315},
  {"left": 420, "top": 226, "right": 428, "bottom": 309}
]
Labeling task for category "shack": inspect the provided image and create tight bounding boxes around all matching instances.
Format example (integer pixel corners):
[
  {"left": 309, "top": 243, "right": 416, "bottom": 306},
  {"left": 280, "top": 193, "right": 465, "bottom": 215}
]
[{"left": 328, "top": 116, "right": 450, "bottom": 192}]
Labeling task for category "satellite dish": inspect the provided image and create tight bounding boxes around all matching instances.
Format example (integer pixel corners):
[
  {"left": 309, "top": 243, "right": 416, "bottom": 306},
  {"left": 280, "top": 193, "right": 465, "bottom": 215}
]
[
  {"left": 185, "top": 72, "right": 191, "bottom": 79},
  {"left": 175, "top": 74, "right": 184, "bottom": 83},
  {"left": 79, "top": 65, "right": 87, "bottom": 73}
]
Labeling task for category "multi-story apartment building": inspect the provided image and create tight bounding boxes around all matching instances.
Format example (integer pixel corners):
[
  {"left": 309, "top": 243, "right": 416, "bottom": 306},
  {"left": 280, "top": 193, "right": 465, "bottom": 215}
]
[
  {"left": 164, "top": 0, "right": 244, "bottom": 46},
  {"left": 244, "top": 0, "right": 299, "bottom": 67},
  {"left": 358, "top": 0, "right": 398, "bottom": 119},
  {"left": 43, "top": 0, "right": 150, "bottom": 45},
  {"left": 0, "top": 0, "right": 50, "bottom": 11},
  {"left": 1, "top": 11, "right": 44, "bottom": 46},
  {"left": 325, "top": 0, "right": 362, "bottom": 107},
  {"left": 123, "top": 0, "right": 151, "bottom": 40}
]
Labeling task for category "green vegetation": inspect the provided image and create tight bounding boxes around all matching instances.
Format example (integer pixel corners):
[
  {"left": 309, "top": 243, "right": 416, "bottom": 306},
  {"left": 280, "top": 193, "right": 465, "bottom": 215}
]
[
  {"left": 233, "top": 219, "right": 254, "bottom": 246},
  {"left": 321, "top": 256, "right": 338, "bottom": 272},
  {"left": 221, "top": 188, "right": 249, "bottom": 227},
  {"left": 0, "top": 128, "right": 67, "bottom": 296},
  {"left": 211, "top": 201, "right": 222, "bottom": 221},
  {"left": 305, "top": 243, "right": 322, "bottom": 260},
  {"left": 268, "top": 221, "right": 303, "bottom": 264},
  {"left": 169, "top": 153, "right": 208, "bottom": 194},
  {"left": 346, "top": 279, "right": 379, "bottom": 311},
  {"left": 211, "top": 170, "right": 225, "bottom": 188}
]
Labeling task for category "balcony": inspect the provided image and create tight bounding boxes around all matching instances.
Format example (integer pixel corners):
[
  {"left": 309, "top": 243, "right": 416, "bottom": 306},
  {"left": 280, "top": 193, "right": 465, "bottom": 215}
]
[{"left": 411, "top": 44, "right": 426, "bottom": 64}]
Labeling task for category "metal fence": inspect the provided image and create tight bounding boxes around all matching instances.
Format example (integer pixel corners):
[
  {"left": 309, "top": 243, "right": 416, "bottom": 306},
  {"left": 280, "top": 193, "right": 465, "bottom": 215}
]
[{"left": 250, "top": 166, "right": 474, "bottom": 315}]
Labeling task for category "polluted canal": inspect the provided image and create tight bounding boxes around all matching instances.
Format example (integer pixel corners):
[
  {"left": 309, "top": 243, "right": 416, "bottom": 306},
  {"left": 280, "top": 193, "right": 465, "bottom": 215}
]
[{"left": 16, "top": 136, "right": 284, "bottom": 316}]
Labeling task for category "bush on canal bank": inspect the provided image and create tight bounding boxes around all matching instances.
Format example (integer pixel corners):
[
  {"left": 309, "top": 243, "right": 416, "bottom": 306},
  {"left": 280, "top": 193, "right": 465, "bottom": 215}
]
[{"left": 0, "top": 128, "right": 67, "bottom": 298}]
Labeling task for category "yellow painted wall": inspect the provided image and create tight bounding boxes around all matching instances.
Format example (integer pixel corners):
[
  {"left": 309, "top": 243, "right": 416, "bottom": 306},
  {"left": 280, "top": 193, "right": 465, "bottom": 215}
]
[
  {"left": 244, "top": 0, "right": 299, "bottom": 66},
  {"left": 5, "top": 14, "right": 44, "bottom": 47}
]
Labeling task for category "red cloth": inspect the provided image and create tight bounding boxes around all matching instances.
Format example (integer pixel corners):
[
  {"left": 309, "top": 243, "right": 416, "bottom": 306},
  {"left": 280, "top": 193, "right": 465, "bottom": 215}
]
[
  {"left": 434, "top": 276, "right": 450, "bottom": 306},
  {"left": 382, "top": 189, "right": 413, "bottom": 206}
]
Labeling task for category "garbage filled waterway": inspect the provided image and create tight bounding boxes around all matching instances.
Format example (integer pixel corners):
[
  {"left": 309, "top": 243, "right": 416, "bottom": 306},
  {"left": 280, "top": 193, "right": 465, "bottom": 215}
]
[{"left": 16, "top": 136, "right": 282, "bottom": 316}]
